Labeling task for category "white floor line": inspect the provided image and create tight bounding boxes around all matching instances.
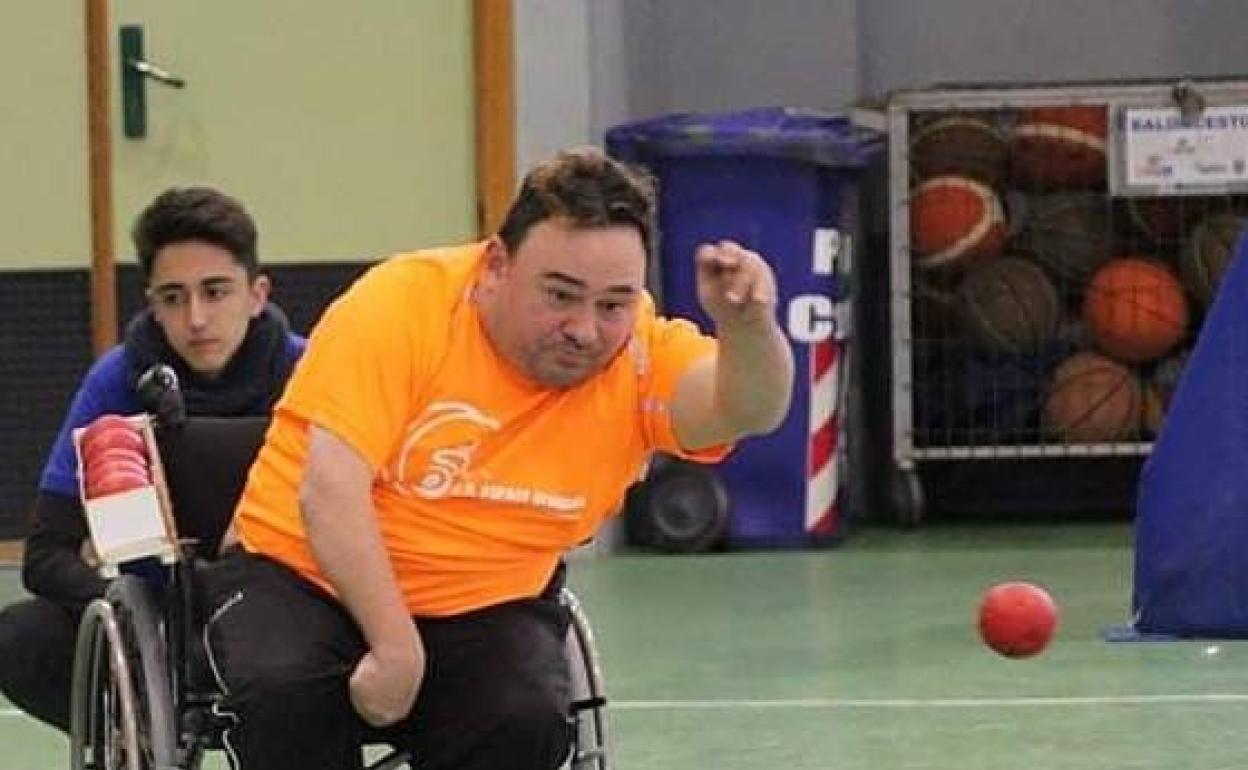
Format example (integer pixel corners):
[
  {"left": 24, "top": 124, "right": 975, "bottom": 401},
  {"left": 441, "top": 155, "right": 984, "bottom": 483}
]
[
  {"left": 613, "top": 693, "right": 1248, "bottom": 710},
  {"left": 4, "top": 693, "right": 1247, "bottom": 719}
]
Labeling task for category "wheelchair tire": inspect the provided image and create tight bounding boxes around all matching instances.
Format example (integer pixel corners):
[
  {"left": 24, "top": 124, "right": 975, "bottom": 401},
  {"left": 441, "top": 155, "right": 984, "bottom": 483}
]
[
  {"left": 70, "top": 575, "right": 179, "bottom": 770},
  {"left": 560, "top": 589, "right": 610, "bottom": 770}
]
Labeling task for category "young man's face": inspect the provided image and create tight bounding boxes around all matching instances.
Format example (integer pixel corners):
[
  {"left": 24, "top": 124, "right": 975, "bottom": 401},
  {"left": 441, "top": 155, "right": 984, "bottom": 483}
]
[
  {"left": 478, "top": 219, "right": 645, "bottom": 388},
  {"left": 146, "top": 241, "right": 270, "bottom": 379}
]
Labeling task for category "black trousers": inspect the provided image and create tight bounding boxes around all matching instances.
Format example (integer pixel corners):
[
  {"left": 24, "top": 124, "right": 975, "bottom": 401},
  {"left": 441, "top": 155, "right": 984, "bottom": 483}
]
[
  {"left": 0, "top": 596, "right": 79, "bottom": 732},
  {"left": 199, "top": 551, "right": 572, "bottom": 770}
]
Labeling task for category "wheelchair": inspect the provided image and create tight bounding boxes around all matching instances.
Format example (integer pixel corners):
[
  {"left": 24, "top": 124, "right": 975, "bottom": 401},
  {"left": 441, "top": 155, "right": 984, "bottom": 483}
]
[{"left": 67, "top": 414, "right": 612, "bottom": 770}]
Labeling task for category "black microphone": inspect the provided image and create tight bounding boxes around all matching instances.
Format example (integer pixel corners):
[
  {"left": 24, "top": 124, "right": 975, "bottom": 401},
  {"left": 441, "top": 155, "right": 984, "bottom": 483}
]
[{"left": 136, "top": 364, "right": 187, "bottom": 430}]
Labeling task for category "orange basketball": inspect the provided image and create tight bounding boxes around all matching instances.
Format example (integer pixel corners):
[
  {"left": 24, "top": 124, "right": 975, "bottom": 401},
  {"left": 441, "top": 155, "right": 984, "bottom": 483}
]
[
  {"left": 910, "top": 175, "right": 1006, "bottom": 269},
  {"left": 1043, "top": 351, "right": 1142, "bottom": 443},
  {"left": 1083, "top": 258, "right": 1189, "bottom": 363},
  {"left": 1011, "top": 105, "right": 1108, "bottom": 189}
]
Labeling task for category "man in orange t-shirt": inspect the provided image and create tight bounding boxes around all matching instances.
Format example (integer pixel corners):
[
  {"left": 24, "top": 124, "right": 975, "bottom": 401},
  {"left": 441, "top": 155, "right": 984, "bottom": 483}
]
[{"left": 202, "top": 146, "right": 794, "bottom": 770}]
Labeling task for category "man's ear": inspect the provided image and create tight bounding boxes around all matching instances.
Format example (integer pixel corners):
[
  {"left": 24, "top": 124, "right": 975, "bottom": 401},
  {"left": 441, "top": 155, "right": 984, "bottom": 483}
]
[
  {"left": 249, "top": 274, "right": 272, "bottom": 317},
  {"left": 483, "top": 236, "right": 510, "bottom": 277}
]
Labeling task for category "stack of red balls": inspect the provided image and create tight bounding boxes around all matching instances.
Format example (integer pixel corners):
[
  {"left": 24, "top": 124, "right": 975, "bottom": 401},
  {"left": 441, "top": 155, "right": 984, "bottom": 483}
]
[{"left": 79, "top": 415, "right": 151, "bottom": 500}]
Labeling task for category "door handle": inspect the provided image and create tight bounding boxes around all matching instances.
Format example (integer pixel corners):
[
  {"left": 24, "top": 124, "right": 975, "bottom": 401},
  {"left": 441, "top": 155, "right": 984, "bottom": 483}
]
[
  {"left": 119, "top": 24, "right": 186, "bottom": 139},
  {"left": 129, "top": 59, "right": 186, "bottom": 89}
]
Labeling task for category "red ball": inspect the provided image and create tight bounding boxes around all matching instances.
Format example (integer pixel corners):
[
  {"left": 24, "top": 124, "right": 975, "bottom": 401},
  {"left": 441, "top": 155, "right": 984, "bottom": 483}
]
[
  {"left": 82, "top": 424, "right": 147, "bottom": 457},
  {"left": 81, "top": 414, "right": 137, "bottom": 442},
  {"left": 85, "top": 455, "right": 151, "bottom": 492},
  {"left": 83, "top": 444, "right": 149, "bottom": 470},
  {"left": 977, "top": 582, "right": 1059, "bottom": 658},
  {"left": 86, "top": 464, "right": 150, "bottom": 499}
]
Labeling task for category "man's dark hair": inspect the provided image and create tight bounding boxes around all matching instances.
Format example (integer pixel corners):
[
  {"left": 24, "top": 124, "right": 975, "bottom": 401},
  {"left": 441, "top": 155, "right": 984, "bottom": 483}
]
[
  {"left": 497, "top": 146, "right": 656, "bottom": 259},
  {"left": 132, "top": 187, "right": 260, "bottom": 280}
]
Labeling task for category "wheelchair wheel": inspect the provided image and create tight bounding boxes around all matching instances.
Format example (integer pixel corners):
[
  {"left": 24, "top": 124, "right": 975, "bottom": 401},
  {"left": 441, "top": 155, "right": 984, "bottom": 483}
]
[
  {"left": 560, "top": 589, "right": 611, "bottom": 770},
  {"left": 70, "top": 576, "right": 179, "bottom": 770}
]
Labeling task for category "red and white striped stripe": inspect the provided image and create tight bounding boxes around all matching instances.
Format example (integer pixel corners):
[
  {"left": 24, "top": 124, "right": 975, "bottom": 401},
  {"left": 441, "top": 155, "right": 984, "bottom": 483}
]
[{"left": 806, "top": 339, "right": 841, "bottom": 536}]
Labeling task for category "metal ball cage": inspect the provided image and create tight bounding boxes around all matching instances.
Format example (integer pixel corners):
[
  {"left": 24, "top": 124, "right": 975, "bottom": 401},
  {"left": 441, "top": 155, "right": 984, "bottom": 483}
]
[
  {"left": 887, "top": 79, "right": 1248, "bottom": 524},
  {"left": 67, "top": 415, "right": 612, "bottom": 770}
]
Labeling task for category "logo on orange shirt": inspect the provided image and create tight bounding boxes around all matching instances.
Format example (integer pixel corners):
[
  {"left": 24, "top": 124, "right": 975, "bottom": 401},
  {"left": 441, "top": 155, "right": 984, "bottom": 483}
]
[
  {"left": 384, "top": 401, "right": 499, "bottom": 498},
  {"left": 382, "top": 400, "right": 587, "bottom": 515}
]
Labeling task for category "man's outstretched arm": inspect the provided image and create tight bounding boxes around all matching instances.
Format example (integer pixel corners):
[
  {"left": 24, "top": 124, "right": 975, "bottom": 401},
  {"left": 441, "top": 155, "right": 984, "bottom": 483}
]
[{"left": 671, "top": 241, "right": 795, "bottom": 451}]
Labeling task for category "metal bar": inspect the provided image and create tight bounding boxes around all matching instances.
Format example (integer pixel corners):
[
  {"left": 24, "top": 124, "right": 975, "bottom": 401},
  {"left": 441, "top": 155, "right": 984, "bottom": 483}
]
[{"left": 911, "top": 443, "right": 1154, "bottom": 461}]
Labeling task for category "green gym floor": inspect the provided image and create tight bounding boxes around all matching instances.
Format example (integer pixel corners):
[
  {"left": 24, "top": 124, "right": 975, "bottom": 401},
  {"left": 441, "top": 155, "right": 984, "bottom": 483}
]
[{"left": 3, "top": 522, "right": 1245, "bottom": 769}]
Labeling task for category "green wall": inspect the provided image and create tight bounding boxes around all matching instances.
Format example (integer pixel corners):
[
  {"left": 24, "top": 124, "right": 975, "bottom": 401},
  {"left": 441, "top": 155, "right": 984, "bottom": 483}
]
[
  {"left": 0, "top": 4, "right": 92, "bottom": 268},
  {"left": 0, "top": 2, "right": 476, "bottom": 270}
]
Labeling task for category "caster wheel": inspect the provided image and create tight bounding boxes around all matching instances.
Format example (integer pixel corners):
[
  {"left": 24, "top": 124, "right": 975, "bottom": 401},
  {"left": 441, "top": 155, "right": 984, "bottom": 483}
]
[
  {"left": 891, "top": 467, "right": 925, "bottom": 527},
  {"left": 624, "top": 456, "right": 728, "bottom": 553}
]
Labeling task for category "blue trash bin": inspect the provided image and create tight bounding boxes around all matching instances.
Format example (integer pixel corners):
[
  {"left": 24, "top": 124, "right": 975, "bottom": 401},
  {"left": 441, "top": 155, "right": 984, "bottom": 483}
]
[{"left": 608, "top": 107, "right": 883, "bottom": 547}]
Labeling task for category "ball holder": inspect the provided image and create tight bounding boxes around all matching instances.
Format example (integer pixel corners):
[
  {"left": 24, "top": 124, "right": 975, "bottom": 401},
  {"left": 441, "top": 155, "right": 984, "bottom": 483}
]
[{"left": 74, "top": 414, "right": 180, "bottom": 577}]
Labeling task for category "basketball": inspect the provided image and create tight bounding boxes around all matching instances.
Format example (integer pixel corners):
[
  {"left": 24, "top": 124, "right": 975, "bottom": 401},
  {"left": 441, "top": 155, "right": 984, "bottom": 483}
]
[
  {"left": 910, "top": 175, "right": 1007, "bottom": 269},
  {"left": 978, "top": 582, "right": 1059, "bottom": 659},
  {"left": 912, "top": 274, "right": 963, "bottom": 337},
  {"left": 1180, "top": 213, "right": 1246, "bottom": 310},
  {"left": 910, "top": 114, "right": 1008, "bottom": 188},
  {"left": 959, "top": 256, "right": 1060, "bottom": 355},
  {"left": 1042, "top": 350, "right": 1142, "bottom": 443},
  {"left": 1023, "top": 193, "right": 1113, "bottom": 289},
  {"left": 1083, "top": 258, "right": 1189, "bottom": 363},
  {"left": 1010, "top": 105, "right": 1108, "bottom": 189}
]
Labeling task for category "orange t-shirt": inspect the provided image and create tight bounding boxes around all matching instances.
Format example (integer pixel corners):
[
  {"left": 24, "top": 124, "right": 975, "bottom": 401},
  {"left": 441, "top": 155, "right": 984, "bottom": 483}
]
[{"left": 236, "top": 242, "right": 729, "bottom": 616}]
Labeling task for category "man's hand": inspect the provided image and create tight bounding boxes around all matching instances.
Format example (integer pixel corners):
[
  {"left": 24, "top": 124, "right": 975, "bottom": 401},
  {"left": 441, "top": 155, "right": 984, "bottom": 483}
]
[
  {"left": 349, "top": 646, "right": 423, "bottom": 727},
  {"left": 695, "top": 241, "right": 778, "bottom": 328},
  {"left": 79, "top": 538, "right": 100, "bottom": 570},
  {"left": 671, "top": 239, "right": 794, "bottom": 450}
]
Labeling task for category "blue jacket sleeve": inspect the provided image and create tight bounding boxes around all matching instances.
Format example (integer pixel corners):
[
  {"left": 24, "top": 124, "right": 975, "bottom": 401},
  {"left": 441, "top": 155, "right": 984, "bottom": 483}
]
[{"left": 38, "top": 348, "right": 142, "bottom": 497}]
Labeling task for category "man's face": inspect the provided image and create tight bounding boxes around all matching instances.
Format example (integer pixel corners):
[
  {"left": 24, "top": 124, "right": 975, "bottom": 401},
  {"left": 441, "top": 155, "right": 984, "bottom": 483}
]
[
  {"left": 146, "top": 241, "right": 270, "bottom": 379},
  {"left": 478, "top": 220, "right": 645, "bottom": 388}
]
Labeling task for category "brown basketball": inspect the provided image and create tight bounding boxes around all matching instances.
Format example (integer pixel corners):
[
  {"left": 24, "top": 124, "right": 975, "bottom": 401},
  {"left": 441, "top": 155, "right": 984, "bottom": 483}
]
[
  {"left": 1180, "top": 213, "right": 1246, "bottom": 309},
  {"left": 911, "top": 114, "right": 1008, "bottom": 188},
  {"left": 912, "top": 275, "right": 963, "bottom": 337},
  {"left": 1024, "top": 193, "right": 1113, "bottom": 287},
  {"left": 959, "top": 256, "right": 1060, "bottom": 355},
  {"left": 910, "top": 175, "right": 1007, "bottom": 269},
  {"left": 1083, "top": 258, "right": 1189, "bottom": 363},
  {"left": 1011, "top": 105, "right": 1108, "bottom": 190},
  {"left": 1042, "top": 351, "right": 1142, "bottom": 443}
]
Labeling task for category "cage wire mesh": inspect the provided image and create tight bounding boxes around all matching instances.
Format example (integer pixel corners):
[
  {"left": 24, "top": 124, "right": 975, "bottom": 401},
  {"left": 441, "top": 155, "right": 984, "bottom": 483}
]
[{"left": 886, "top": 81, "right": 1248, "bottom": 520}]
